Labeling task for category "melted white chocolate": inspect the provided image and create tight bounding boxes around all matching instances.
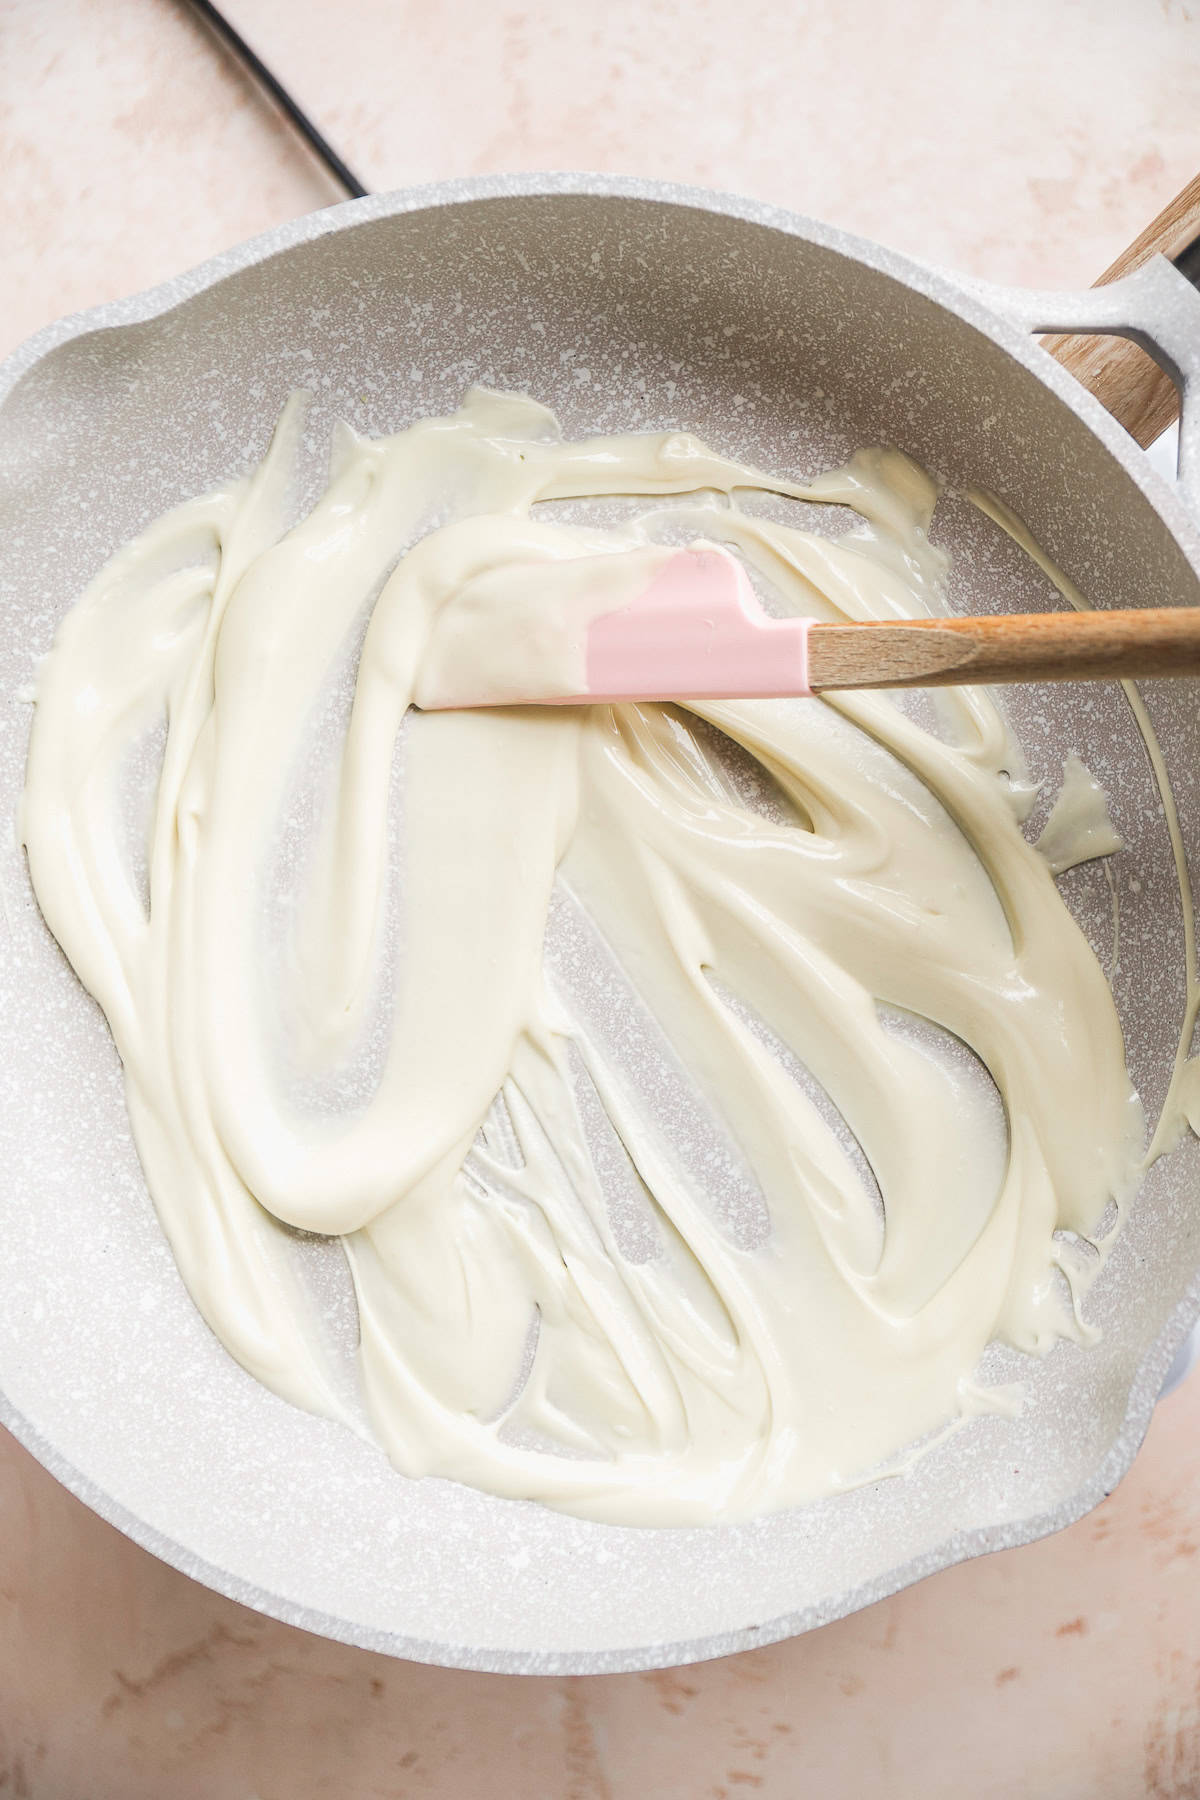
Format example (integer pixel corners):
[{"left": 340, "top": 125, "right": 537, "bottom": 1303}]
[
  {"left": 970, "top": 485, "right": 1199, "bottom": 1161},
  {"left": 20, "top": 389, "right": 1144, "bottom": 1526},
  {"left": 1035, "top": 754, "right": 1124, "bottom": 876}
]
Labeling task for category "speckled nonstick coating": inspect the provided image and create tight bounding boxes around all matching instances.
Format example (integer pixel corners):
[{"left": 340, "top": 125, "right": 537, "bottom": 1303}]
[{"left": 1, "top": 174, "right": 1199, "bottom": 1674}]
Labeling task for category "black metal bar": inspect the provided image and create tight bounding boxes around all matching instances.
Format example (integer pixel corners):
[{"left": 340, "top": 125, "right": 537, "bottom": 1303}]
[
  {"left": 181, "top": 0, "right": 369, "bottom": 199},
  {"left": 1172, "top": 233, "right": 1200, "bottom": 294}
]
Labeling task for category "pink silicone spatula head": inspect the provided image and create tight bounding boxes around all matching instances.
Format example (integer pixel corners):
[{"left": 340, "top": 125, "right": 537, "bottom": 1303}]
[{"left": 576, "top": 547, "right": 812, "bottom": 704}]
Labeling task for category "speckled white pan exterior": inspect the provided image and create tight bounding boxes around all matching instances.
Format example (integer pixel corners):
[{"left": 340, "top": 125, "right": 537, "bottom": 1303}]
[{"left": 1, "top": 174, "right": 1199, "bottom": 1675}]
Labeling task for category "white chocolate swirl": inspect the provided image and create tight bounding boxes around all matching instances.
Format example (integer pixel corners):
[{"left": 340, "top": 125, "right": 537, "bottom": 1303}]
[{"left": 21, "top": 388, "right": 1142, "bottom": 1525}]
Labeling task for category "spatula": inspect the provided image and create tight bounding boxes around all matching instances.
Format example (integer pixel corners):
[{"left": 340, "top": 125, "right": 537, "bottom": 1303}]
[{"left": 418, "top": 543, "right": 1200, "bottom": 709}]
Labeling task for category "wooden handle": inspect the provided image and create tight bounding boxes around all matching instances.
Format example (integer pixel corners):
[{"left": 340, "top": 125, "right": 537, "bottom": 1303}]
[
  {"left": 808, "top": 607, "right": 1200, "bottom": 691},
  {"left": 1043, "top": 174, "right": 1200, "bottom": 446}
]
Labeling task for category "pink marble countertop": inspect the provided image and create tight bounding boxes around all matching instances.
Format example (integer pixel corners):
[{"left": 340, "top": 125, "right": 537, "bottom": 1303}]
[{"left": 3, "top": 2, "right": 1200, "bottom": 1793}]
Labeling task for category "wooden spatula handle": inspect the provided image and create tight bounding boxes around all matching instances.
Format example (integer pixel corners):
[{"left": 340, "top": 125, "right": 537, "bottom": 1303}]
[
  {"left": 809, "top": 607, "right": 1200, "bottom": 691},
  {"left": 1044, "top": 174, "right": 1200, "bottom": 446}
]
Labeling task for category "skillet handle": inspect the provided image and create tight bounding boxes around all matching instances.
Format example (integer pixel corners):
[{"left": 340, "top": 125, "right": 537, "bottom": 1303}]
[
  {"left": 1043, "top": 175, "right": 1200, "bottom": 449},
  {"left": 978, "top": 256, "right": 1200, "bottom": 520}
]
